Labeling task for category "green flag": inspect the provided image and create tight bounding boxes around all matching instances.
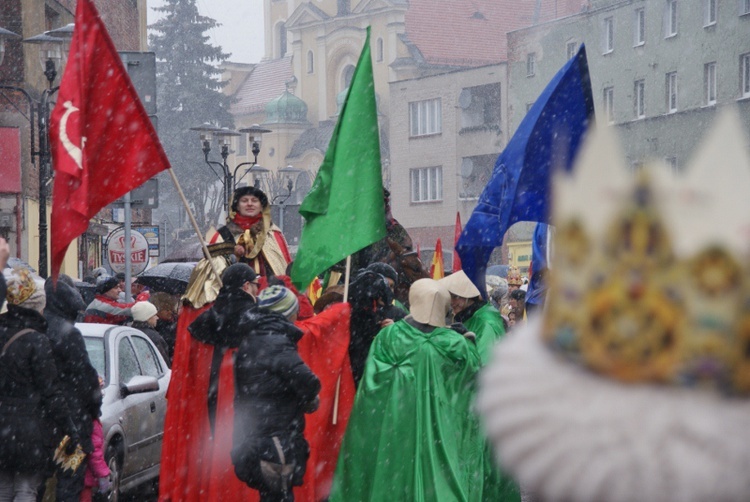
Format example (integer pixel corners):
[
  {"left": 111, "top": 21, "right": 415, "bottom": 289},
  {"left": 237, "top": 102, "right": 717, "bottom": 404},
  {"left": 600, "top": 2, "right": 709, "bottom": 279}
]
[{"left": 291, "top": 27, "right": 385, "bottom": 290}]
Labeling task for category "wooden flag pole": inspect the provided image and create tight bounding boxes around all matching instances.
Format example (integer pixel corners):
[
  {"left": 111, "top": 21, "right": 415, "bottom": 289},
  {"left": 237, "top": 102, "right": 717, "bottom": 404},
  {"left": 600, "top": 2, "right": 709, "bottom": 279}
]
[
  {"left": 166, "top": 168, "right": 223, "bottom": 286},
  {"left": 332, "top": 255, "right": 353, "bottom": 425}
]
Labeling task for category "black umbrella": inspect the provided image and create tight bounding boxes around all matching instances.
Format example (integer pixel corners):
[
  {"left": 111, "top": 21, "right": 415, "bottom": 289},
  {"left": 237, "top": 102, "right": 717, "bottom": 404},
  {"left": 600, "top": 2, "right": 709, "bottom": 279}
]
[{"left": 136, "top": 262, "right": 197, "bottom": 295}]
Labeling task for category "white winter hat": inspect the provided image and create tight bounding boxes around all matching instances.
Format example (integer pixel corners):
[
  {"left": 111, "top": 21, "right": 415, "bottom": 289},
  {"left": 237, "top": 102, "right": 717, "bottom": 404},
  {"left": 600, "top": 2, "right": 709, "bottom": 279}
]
[{"left": 131, "top": 301, "right": 157, "bottom": 322}]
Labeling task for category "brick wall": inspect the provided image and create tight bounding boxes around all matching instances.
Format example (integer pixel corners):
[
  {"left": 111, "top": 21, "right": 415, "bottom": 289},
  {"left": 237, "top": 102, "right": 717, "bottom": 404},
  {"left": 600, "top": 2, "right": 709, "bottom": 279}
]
[{"left": 54, "top": 0, "right": 140, "bottom": 50}]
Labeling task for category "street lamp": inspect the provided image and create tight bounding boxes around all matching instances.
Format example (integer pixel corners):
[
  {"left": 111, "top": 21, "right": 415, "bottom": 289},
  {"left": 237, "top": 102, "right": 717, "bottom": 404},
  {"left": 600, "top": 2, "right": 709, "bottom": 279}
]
[
  {"left": 190, "top": 123, "right": 271, "bottom": 212},
  {"left": 0, "top": 26, "right": 69, "bottom": 277}
]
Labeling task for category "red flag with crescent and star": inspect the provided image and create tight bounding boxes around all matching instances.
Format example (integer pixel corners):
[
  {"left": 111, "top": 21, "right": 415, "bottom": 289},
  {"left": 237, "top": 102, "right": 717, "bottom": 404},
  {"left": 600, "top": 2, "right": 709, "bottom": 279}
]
[{"left": 49, "top": 0, "right": 170, "bottom": 280}]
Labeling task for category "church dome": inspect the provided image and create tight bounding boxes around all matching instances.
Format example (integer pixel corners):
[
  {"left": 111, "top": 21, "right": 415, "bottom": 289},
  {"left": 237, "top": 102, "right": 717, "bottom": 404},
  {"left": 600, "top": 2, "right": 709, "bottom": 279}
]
[{"left": 264, "top": 90, "right": 308, "bottom": 124}]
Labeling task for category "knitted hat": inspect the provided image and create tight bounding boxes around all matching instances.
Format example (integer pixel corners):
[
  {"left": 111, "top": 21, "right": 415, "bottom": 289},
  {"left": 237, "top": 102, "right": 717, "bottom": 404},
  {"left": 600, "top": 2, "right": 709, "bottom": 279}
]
[
  {"left": 4, "top": 267, "right": 46, "bottom": 313},
  {"left": 131, "top": 301, "right": 157, "bottom": 322},
  {"left": 96, "top": 275, "right": 120, "bottom": 295},
  {"left": 366, "top": 262, "right": 398, "bottom": 284},
  {"left": 408, "top": 279, "right": 450, "bottom": 327},
  {"left": 258, "top": 286, "right": 299, "bottom": 319}
]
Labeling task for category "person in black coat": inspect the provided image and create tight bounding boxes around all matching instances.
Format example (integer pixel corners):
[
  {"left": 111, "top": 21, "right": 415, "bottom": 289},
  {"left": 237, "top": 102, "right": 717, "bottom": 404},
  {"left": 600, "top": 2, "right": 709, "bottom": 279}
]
[
  {"left": 0, "top": 268, "right": 81, "bottom": 502},
  {"left": 188, "top": 263, "right": 263, "bottom": 437},
  {"left": 231, "top": 286, "right": 320, "bottom": 502},
  {"left": 43, "top": 275, "right": 102, "bottom": 502}
]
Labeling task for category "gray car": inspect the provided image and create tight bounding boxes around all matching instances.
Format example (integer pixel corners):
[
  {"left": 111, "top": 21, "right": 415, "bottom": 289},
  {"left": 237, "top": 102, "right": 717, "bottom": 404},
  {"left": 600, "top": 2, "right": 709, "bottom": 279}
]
[{"left": 79, "top": 323, "right": 171, "bottom": 501}]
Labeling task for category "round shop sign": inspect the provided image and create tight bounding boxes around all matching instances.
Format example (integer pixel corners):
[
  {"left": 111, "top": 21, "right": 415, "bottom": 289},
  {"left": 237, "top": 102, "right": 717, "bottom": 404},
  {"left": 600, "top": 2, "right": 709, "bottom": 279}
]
[{"left": 106, "top": 228, "right": 150, "bottom": 275}]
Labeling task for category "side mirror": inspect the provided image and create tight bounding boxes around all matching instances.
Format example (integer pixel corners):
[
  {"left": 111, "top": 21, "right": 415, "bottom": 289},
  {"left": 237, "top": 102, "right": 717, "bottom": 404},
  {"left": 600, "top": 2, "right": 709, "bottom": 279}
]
[{"left": 120, "top": 375, "right": 159, "bottom": 397}]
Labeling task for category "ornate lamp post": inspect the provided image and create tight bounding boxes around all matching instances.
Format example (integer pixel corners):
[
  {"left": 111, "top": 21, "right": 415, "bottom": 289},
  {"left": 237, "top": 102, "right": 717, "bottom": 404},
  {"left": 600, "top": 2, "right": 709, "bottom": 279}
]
[
  {"left": 0, "top": 26, "right": 70, "bottom": 277},
  {"left": 190, "top": 123, "right": 272, "bottom": 212}
]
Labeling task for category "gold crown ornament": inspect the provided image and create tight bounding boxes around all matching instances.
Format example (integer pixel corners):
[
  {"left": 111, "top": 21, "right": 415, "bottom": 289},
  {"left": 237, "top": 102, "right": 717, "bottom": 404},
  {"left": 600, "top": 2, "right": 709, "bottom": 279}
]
[
  {"left": 542, "top": 110, "right": 750, "bottom": 395},
  {"left": 506, "top": 266, "right": 523, "bottom": 286},
  {"left": 477, "top": 110, "right": 750, "bottom": 502}
]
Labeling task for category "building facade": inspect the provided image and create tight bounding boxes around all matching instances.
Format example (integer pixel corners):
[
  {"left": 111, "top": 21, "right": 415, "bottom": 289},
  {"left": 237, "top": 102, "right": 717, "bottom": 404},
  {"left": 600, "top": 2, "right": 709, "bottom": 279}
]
[
  {"left": 0, "top": 0, "right": 147, "bottom": 277},
  {"left": 507, "top": 0, "right": 750, "bottom": 171}
]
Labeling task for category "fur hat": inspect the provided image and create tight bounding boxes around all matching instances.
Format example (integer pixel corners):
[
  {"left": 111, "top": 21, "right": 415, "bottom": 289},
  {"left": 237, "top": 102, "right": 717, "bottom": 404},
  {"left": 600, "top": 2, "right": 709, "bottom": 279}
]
[
  {"left": 4, "top": 267, "right": 45, "bottom": 313},
  {"left": 131, "top": 301, "right": 157, "bottom": 322},
  {"left": 96, "top": 275, "right": 120, "bottom": 295},
  {"left": 408, "top": 279, "right": 450, "bottom": 327},
  {"left": 231, "top": 186, "right": 269, "bottom": 213},
  {"left": 439, "top": 270, "right": 481, "bottom": 299},
  {"left": 258, "top": 286, "right": 299, "bottom": 319}
]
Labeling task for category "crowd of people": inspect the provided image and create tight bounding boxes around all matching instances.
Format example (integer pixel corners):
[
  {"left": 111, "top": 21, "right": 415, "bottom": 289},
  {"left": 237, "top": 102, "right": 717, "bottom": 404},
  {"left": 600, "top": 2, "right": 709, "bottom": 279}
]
[{"left": 0, "top": 184, "right": 526, "bottom": 502}]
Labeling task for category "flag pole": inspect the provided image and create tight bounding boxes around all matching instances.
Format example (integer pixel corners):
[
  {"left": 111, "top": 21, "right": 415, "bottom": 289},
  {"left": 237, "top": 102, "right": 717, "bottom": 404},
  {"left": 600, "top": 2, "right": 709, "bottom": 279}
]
[
  {"left": 332, "top": 254, "right": 352, "bottom": 425},
  {"left": 166, "top": 168, "right": 223, "bottom": 286}
]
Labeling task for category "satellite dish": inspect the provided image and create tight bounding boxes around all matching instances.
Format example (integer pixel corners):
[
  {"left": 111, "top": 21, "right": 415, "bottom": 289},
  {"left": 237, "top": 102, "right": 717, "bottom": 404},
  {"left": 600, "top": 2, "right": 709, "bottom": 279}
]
[
  {"left": 460, "top": 158, "right": 474, "bottom": 178},
  {"left": 458, "top": 89, "right": 472, "bottom": 109}
]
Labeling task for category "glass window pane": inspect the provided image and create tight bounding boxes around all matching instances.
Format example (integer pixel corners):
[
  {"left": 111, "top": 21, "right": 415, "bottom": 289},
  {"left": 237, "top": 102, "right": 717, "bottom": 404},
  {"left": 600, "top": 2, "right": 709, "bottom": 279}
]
[
  {"left": 118, "top": 338, "right": 141, "bottom": 385},
  {"left": 131, "top": 335, "right": 161, "bottom": 377}
]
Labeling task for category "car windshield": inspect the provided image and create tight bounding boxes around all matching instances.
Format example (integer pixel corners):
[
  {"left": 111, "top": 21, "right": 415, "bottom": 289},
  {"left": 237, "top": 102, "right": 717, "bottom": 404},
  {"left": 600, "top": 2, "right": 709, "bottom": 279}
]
[{"left": 84, "top": 336, "right": 106, "bottom": 380}]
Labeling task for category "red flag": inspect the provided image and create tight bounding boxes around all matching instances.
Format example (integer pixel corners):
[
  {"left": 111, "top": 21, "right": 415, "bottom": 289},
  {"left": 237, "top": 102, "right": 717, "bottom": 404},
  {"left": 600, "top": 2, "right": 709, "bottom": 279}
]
[
  {"left": 452, "top": 212, "right": 462, "bottom": 272},
  {"left": 49, "top": 0, "right": 170, "bottom": 279},
  {"left": 430, "top": 238, "right": 444, "bottom": 280}
]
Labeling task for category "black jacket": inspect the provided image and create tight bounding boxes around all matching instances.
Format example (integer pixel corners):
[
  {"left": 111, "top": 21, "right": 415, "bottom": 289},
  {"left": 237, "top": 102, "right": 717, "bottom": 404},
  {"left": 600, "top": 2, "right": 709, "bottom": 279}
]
[
  {"left": 231, "top": 311, "right": 320, "bottom": 488},
  {"left": 131, "top": 321, "right": 171, "bottom": 366},
  {"left": 188, "top": 287, "right": 261, "bottom": 435},
  {"left": 44, "top": 277, "right": 101, "bottom": 453},
  {"left": 0, "top": 305, "right": 79, "bottom": 473}
]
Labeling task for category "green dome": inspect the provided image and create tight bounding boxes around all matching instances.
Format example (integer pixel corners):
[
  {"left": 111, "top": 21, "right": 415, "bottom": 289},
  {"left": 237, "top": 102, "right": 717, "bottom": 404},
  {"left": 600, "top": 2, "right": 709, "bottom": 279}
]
[{"left": 264, "top": 91, "right": 308, "bottom": 124}]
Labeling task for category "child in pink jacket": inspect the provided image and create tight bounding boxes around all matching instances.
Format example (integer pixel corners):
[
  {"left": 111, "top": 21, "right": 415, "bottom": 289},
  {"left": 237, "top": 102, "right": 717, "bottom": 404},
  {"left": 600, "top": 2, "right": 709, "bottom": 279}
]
[{"left": 80, "top": 418, "right": 110, "bottom": 502}]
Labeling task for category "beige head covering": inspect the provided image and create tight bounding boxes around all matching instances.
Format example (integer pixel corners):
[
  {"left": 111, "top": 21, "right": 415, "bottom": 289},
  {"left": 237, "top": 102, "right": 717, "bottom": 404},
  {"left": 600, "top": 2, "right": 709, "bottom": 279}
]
[
  {"left": 438, "top": 270, "right": 481, "bottom": 299},
  {"left": 408, "top": 279, "right": 450, "bottom": 327}
]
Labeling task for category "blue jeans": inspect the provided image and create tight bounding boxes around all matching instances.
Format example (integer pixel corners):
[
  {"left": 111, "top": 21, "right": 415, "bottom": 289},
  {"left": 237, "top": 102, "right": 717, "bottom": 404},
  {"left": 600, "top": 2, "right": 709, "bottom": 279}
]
[{"left": 0, "top": 471, "right": 42, "bottom": 502}]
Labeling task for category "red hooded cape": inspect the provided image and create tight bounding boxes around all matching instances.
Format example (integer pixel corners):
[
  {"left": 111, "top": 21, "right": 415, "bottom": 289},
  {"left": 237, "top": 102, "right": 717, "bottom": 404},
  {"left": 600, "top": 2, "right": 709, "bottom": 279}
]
[{"left": 158, "top": 302, "right": 354, "bottom": 501}]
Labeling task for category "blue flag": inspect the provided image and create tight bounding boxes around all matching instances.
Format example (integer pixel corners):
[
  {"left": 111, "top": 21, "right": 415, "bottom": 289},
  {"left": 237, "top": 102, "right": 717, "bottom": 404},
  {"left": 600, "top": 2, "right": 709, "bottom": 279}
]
[{"left": 457, "top": 45, "right": 594, "bottom": 297}]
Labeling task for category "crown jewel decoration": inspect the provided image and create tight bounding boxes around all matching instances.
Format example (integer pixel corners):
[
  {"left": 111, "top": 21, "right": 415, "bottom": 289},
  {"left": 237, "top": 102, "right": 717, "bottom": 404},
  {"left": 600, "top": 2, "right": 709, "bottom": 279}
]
[{"left": 542, "top": 110, "right": 750, "bottom": 395}]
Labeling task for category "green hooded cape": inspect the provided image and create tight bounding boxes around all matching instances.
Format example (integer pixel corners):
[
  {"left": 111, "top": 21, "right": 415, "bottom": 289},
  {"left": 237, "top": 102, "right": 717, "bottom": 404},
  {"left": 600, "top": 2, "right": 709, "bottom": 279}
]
[
  {"left": 329, "top": 319, "right": 484, "bottom": 501},
  {"left": 463, "top": 303, "right": 507, "bottom": 365}
]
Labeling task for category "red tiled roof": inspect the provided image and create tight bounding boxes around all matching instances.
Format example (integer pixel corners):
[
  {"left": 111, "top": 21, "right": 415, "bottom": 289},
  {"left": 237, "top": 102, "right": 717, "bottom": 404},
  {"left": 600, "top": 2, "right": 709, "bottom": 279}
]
[
  {"left": 404, "top": 0, "right": 583, "bottom": 67},
  {"left": 230, "top": 56, "right": 293, "bottom": 115}
]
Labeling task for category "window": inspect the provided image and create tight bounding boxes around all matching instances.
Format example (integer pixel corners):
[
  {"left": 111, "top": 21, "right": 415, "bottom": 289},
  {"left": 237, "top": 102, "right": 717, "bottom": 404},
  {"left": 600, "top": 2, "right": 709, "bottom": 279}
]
[
  {"left": 566, "top": 40, "right": 578, "bottom": 60},
  {"left": 704, "top": 62, "right": 717, "bottom": 105},
  {"left": 634, "top": 8, "right": 645, "bottom": 46},
  {"left": 603, "top": 17, "right": 614, "bottom": 53},
  {"left": 666, "top": 72, "right": 678, "bottom": 112},
  {"left": 409, "top": 98, "right": 442, "bottom": 137},
  {"left": 742, "top": 53, "right": 750, "bottom": 97},
  {"left": 634, "top": 79, "right": 645, "bottom": 118},
  {"left": 742, "top": 0, "right": 750, "bottom": 15},
  {"left": 410, "top": 167, "right": 443, "bottom": 202},
  {"left": 307, "top": 50, "right": 314, "bottom": 73},
  {"left": 665, "top": 0, "right": 678, "bottom": 37},
  {"left": 603, "top": 87, "right": 615, "bottom": 123},
  {"left": 705, "top": 0, "right": 717, "bottom": 25},
  {"left": 342, "top": 64, "right": 355, "bottom": 90},
  {"left": 118, "top": 338, "right": 140, "bottom": 385},
  {"left": 277, "top": 23, "right": 287, "bottom": 58},
  {"left": 459, "top": 83, "right": 501, "bottom": 131},
  {"left": 526, "top": 53, "right": 536, "bottom": 76},
  {"left": 459, "top": 154, "right": 495, "bottom": 199},
  {"left": 376, "top": 38, "right": 384, "bottom": 62},
  {"left": 131, "top": 335, "right": 162, "bottom": 376}
]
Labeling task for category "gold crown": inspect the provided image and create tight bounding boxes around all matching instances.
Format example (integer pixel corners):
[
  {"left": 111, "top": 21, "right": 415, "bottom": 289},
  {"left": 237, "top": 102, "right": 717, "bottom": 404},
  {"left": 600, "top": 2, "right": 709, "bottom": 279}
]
[
  {"left": 507, "top": 266, "right": 523, "bottom": 286},
  {"left": 542, "top": 110, "right": 750, "bottom": 395}
]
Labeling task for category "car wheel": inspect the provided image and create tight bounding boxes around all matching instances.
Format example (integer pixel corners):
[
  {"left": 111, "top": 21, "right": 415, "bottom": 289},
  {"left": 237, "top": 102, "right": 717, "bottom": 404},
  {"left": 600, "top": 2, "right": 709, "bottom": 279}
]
[{"left": 103, "top": 443, "right": 123, "bottom": 502}]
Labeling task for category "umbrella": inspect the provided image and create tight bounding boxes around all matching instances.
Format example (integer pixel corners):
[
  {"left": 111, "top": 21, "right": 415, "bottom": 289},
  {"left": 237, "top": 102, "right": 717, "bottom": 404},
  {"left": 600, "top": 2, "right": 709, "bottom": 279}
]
[
  {"left": 136, "top": 262, "right": 197, "bottom": 295},
  {"left": 163, "top": 241, "right": 204, "bottom": 263}
]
